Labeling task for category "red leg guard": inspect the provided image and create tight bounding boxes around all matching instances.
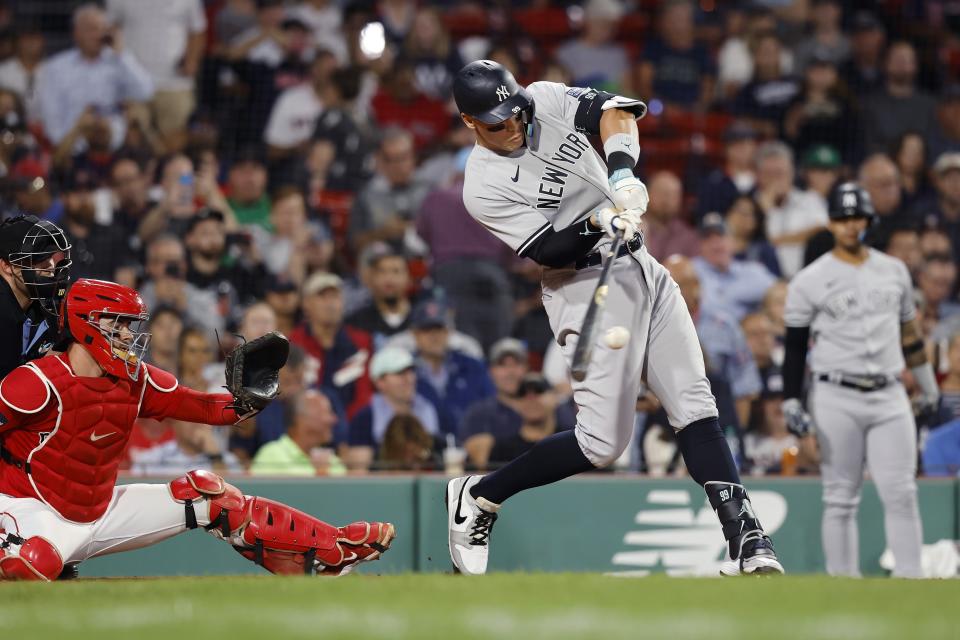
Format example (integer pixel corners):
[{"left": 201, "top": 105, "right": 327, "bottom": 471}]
[
  {"left": 168, "top": 470, "right": 395, "bottom": 575},
  {"left": 0, "top": 536, "right": 63, "bottom": 581}
]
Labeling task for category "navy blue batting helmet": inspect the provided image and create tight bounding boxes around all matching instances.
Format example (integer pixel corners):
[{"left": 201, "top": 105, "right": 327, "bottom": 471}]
[
  {"left": 453, "top": 60, "right": 535, "bottom": 126},
  {"left": 829, "top": 182, "right": 875, "bottom": 220}
]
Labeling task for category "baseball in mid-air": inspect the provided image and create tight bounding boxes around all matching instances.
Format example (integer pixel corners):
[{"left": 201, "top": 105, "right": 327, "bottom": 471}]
[{"left": 604, "top": 326, "right": 630, "bottom": 349}]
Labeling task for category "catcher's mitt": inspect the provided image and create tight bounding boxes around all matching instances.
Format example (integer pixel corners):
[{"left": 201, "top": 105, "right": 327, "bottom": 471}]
[{"left": 225, "top": 331, "right": 290, "bottom": 420}]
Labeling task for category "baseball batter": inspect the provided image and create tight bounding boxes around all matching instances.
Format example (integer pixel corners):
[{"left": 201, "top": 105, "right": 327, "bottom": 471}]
[
  {"left": 445, "top": 60, "right": 784, "bottom": 576},
  {"left": 782, "top": 183, "right": 938, "bottom": 578},
  {"left": 0, "top": 278, "right": 393, "bottom": 580}
]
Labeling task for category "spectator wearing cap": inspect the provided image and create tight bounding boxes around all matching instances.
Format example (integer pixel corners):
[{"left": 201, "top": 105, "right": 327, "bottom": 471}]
[
  {"left": 694, "top": 120, "right": 758, "bottom": 223},
  {"left": 693, "top": 212, "right": 777, "bottom": 322},
  {"left": 264, "top": 50, "right": 338, "bottom": 159},
  {"left": 403, "top": 298, "right": 495, "bottom": 434},
  {"left": 346, "top": 243, "right": 414, "bottom": 349},
  {"left": 60, "top": 169, "right": 134, "bottom": 282},
  {"left": 0, "top": 215, "right": 70, "bottom": 379},
  {"left": 226, "top": 148, "right": 271, "bottom": 229},
  {"left": 783, "top": 51, "right": 860, "bottom": 164},
  {"left": 665, "top": 255, "right": 762, "bottom": 431},
  {"left": 932, "top": 86, "right": 960, "bottom": 160},
  {"left": 792, "top": 0, "right": 849, "bottom": 72},
  {"left": 10, "top": 160, "right": 63, "bottom": 223},
  {"left": 36, "top": 4, "right": 153, "bottom": 149},
  {"left": 415, "top": 147, "right": 516, "bottom": 353},
  {"left": 264, "top": 274, "right": 300, "bottom": 335},
  {"left": 732, "top": 32, "right": 801, "bottom": 138},
  {"left": 106, "top": 0, "right": 206, "bottom": 150},
  {"left": 637, "top": 0, "right": 715, "bottom": 112},
  {"left": 250, "top": 389, "right": 346, "bottom": 476},
  {"left": 488, "top": 373, "right": 571, "bottom": 467},
  {"left": 862, "top": 41, "right": 939, "bottom": 156},
  {"left": 799, "top": 144, "right": 842, "bottom": 205},
  {"left": 184, "top": 207, "right": 267, "bottom": 309},
  {"left": 642, "top": 170, "right": 699, "bottom": 262},
  {"left": 460, "top": 338, "right": 578, "bottom": 469},
  {"left": 346, "top": 347, "right": 450, "bottom": 472},
  {"left": 290, "top": 271, "right": 374, "bottom": 419},
  {"left": 349, "top": 127, "right": 431, "bottom": 254},
  {"left": 754, "top": 141, "right": 829, "bottom": 277},
  {"left": 140, "top": 234, "right": 223, "bottom": 335},
  {"left": 911, "top": 153, "right": 960, "bottom": 259},
  {"left": 555, "top": 0, "right": 631, "bottom": 94},
  {"left": 839, "top": 11, "right": 886, "bottom": 96},
  {"left": 724, "top": 195, "right": 781, "bottom": 277},
  {"left": 0, "top": 26, "right": 45, "bottom": 124}
]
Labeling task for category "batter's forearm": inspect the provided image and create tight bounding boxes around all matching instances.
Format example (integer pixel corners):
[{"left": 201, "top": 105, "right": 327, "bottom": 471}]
[
  {"left": 782, "top": 326, "right": 811, "bottom": 400},
  {"left": 599, "top": 109, "right": 639, "bottom": 177}
]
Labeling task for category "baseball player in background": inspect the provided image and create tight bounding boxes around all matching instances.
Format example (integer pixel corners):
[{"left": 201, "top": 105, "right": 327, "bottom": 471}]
[
  {"left": 0, "top": 278, "right": 393, "bottom": 580},
  {"left": 445, "top": 60, "right": 783, "bottom": 576},
  {"left": 782, "top": 183, "right": 938, "bottom": 578}
]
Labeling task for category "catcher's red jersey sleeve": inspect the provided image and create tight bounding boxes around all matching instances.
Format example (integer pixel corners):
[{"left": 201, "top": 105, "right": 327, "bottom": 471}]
[
  {"left": 138, "top": 364, "right": 239, "bottom": 425},
  {"left": 0, "top": 365, "right": 51, "bottom": 435}
]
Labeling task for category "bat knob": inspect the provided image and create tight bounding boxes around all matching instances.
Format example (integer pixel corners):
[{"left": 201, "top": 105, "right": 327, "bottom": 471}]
[{"left": 571, "top": 370, "right": 587, "bottom": 382}]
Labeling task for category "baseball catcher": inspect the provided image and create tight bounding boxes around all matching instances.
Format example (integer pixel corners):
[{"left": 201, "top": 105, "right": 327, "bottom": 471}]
[{"left": 0, "top": 279, "right": 394, "bottom": 581}]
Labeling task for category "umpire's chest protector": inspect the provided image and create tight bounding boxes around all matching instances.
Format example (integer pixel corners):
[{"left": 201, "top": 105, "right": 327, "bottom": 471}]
[{"left": 7, "top": 355, "right": 148, "bottom": 523}]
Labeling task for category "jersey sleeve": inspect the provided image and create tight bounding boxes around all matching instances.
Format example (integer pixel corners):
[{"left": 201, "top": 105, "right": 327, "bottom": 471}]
[
  {"left": 139, "top": 365, "right": 238, "bottom": 425},
  {"left": 784, "top": 274, "right": 816, "bottom": 328},
  {"left": 896, "top": 260, "right": 917, "bottom": 323},
  {"left": 528, "top": 81, "right": 646, "bottom": 135}
]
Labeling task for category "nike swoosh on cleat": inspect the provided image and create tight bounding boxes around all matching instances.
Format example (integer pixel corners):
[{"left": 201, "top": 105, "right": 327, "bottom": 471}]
[
  {"left": 454, "top": 480, "right": 469, "bottom": 525},
  {"left": 511, "top": 166, "right": 520, "bottom": 182}
]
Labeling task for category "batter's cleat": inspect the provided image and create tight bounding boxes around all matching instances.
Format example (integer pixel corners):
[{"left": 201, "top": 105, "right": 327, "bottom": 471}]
[
  {"left": 719, "top": 531, "right": 785, "bottom": 576},
  {"left": 446, "top": 475, "right": 500, "bottom": 575}
]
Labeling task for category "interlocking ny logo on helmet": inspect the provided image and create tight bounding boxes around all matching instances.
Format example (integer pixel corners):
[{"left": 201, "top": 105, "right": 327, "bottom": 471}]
[{"left": 454, "top": 60, "right": 535, "bottom": 132}]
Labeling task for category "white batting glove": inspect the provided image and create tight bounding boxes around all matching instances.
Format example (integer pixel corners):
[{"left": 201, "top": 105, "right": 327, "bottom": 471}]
[
  {"left": 608, "top": 169, "right": 649, "bottom": 215},
  {"left": 782, "top": 398, "right": 812, "bottom": 437},
  {"left": 593, "top": 207, "right": 639, "bottom": 241}
]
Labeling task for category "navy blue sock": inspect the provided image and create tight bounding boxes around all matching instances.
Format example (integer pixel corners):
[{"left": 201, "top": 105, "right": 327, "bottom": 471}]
[
  {"left": 675, "top": 417, "right": 741, "bottom": 486},
  {"left": 470, "top": 429, "right": 596, "bottom": 504}
]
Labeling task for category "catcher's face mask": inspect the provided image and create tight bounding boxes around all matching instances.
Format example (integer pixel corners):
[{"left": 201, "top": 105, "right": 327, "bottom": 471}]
[
  {"left": 92, "top": 312, "right": 151, "bottom": 381},
  {"left": 8, "top": 220, "right": 72, "bottom": 318}
]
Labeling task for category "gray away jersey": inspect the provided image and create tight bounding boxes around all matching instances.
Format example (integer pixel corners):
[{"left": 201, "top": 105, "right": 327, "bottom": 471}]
[
  {"left": 461, "top": 82, "right": 626, "bottom": 258},
  {"left": 784, "top": 249, "right": 915, "bottom": 376}
]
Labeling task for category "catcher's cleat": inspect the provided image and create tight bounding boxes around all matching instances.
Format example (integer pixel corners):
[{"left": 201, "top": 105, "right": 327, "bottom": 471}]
[
  {"left": 446, "top": 475, "right": 499, "bottom": 576},
  {"left": 318, "top": 522, "right": 396, "bottom": 576}
]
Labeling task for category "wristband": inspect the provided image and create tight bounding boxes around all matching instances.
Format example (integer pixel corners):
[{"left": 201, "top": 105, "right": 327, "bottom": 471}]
[{"left": 604, "top": 133, "right": 640, "bottom": 176}]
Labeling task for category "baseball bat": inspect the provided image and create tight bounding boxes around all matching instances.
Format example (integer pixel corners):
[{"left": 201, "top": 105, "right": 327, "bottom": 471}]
[{"left": 570, "top": 232, "right": 625, "bottom": 382}]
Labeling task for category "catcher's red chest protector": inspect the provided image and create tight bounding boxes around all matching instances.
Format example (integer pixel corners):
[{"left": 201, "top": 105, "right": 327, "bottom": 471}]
[{"left": 0, "top": 355, "right": 146, "bottom": 523}]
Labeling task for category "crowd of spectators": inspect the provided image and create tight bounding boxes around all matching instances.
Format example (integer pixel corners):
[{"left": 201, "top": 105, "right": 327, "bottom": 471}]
[{"left": 3, "top": 0, "right": 960, "bottom": 477}]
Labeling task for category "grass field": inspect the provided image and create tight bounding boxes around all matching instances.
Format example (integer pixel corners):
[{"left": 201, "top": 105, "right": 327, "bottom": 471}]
[{"left": 2, "top": 574, "right": 958, "bottom": 640}]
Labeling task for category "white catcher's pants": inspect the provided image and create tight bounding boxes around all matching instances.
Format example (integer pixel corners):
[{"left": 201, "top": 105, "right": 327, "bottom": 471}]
[
  {"left": 0, "top": 484, "right": 209, "bottom": 565},
  {"left": 542, "top": 247, "right": 718, "bottom": 467}
]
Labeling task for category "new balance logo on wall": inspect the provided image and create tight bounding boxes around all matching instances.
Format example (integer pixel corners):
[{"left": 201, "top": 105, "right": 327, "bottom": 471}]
[{"left": 607, "top": 490, "right": 787, "bottom": 576}]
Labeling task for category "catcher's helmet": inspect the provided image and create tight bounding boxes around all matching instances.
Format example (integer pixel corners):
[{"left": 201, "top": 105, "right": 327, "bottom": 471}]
[
  {"left": 454, "top": 60, "right": 535, "bottom": 128},
  {"left": 829, "top": 182, "right": 875, "bottom": 221},
  {"left": 60, "top": 279, "right": 150, "bottom": 381}
]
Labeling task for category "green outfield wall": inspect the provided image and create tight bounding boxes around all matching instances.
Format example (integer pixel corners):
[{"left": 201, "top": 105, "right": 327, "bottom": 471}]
[{"left": 83, "top": 476, "right": 958, "bottom": 577}]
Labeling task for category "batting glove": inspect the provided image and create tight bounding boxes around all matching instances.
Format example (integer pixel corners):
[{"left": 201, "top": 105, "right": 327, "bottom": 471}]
[
  {"left": 608, "top": 169, "right": 649, "bottom": 215},
  {"left": 594, "top": 207, "right": 639, "bottom": 241},
  {"left": 782, "top": 398, "right": 813, "bottom": 437}
]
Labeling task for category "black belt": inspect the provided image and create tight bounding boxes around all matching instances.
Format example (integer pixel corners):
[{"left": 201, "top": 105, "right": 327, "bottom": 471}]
[
  {"left": 576, "top": 233, "right": 644, "bottom": 270},
  {"left": 0, "top": 445, "right": 30, "bottom": 474},
  {"left": 816, "top": 372, "right": 897, "bottom": 393}
]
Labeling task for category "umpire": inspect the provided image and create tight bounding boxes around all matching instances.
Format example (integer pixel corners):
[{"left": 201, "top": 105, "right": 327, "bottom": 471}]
[{"left": 0, "top": 215, "right": 72, "bottom": 378}]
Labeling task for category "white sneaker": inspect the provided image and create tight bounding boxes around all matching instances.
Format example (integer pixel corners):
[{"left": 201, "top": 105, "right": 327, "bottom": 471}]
[
  {"left": 446, "top": 475, "right": 500, "bottom": 575},
  {"left": 720, "top": 531, "right": 785, "bottom": 576}
]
